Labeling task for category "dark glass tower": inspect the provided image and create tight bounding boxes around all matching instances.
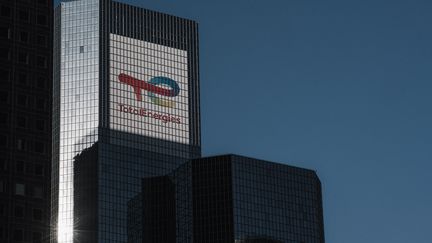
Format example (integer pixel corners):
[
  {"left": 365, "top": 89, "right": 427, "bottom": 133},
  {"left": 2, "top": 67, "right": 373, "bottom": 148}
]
[
  {"left": 0, "top": 0, "right": 52, "bottom": 242},
  {"left": 137, "top": 155, "right": 325, "bottom": 243},
  {"left": 52, "top": 0, "right": 200, "bottom": 242}
]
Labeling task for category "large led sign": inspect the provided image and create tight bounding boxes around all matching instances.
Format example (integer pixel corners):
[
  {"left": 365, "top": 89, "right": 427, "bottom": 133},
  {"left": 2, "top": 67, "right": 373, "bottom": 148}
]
[{"left": 109, "top": 34, "right": 190, "bottom": 144}]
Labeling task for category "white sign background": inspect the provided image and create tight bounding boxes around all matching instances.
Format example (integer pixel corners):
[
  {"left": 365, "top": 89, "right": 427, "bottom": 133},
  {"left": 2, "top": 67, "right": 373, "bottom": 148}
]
[{"left": 109, "top": 34, "right": 190, "bottom": 144}]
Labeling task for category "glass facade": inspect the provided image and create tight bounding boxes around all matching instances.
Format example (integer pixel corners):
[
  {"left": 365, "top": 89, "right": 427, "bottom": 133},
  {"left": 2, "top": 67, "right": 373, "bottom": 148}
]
[
  {"left": 165, "top": 155, "right": 325, "bottom": 243},
  {"left": 53, "top": 0, "right": 200, "bottom": 242},
  {"left": 53, "top": 1, "right": 99, "bottom": 242},
  {"left": 231, "top": 156, "right": 324, "bottom": 243}
]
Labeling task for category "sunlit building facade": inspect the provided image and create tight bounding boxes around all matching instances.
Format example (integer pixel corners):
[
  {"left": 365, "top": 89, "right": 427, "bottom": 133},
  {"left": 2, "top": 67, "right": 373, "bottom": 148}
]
[{"left": 52, "top": 0, "right": 200, "bottom": 242}]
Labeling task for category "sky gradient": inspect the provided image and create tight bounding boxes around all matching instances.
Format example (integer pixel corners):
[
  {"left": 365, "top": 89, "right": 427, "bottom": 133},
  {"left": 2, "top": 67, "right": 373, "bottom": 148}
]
[{"left": 55, "top": 0, "right": 432, "bottom": 242}]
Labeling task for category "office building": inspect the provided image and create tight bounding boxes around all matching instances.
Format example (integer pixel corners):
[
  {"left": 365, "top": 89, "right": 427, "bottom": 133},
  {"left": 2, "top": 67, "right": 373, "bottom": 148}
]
[
  {"left": 55, "top": 1, "right": 325, "bottom": 243},
  {"left": 52, "top": 0, "right": 200, "bottom": 242},
  {"left": 0, "top": 0, "right": 52, "bottom": 242},
  {"left": 137, "top": 155, "right": 325, "bottom": 243}
]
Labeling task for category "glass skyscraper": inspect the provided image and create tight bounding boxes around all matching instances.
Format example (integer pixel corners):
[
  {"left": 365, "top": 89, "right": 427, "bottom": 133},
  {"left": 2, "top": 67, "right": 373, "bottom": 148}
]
[{"left": 52, "top": 0, "right": 200, "bottom": 242}]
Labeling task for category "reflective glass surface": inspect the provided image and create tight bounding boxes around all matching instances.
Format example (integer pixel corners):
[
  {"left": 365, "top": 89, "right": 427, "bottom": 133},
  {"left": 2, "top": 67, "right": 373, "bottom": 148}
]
[
  {"left": 53, "top": 0, "right": 99, "bottom": 242},
  {"left": 171, "top": 155, "right": 324, "bottom": 243},
  {"left": 231, "top": 156, "right": 324, "bottom": 243},
  {"left": 53, "top": 1, "right": 200, "bottom": 243}
]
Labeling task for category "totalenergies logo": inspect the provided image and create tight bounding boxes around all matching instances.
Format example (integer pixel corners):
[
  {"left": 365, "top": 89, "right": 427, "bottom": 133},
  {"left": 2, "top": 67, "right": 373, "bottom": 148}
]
[{"left": 118, "top": 73, "right": 180, "bottom": 108}]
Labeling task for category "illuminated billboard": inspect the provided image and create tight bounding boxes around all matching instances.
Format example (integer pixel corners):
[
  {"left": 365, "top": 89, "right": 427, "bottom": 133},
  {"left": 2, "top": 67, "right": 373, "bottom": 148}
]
[{"left": 109, "top": 34, "right": 190, "bottom": 144}]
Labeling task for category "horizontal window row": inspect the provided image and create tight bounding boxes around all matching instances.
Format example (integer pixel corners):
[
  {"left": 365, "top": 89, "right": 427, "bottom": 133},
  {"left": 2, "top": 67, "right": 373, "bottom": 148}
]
[
  {"left": 0, "top": 227, "right": 43, "bottom": 243},
  {"left": 0, "top": 181, "right": 44, "bottom": 199},
  {"left": 0, "top": 204, "right": 45, "bottom": 222},
  {"left": 0, "top": 136, "right": 48, "bottom": 154},
  {"left": 0, "top": 48, "right": 48, "bottom": 67},
  {"left": 0, "top": 91, "right": 49, "bottom": 111},
  {"left": 0, "top": 69, "right": 49, "bottom": 88},
  {"left": 0, "top": 113, "right": 48, "bottom": 131},
  {"left": 0, "top": 158, "right": 46, "bottom": 176},
  {"left": 0, "top": 26, "right": 48, "bottom": 46},
  {"left": 0, "top": 5, "right": 49, "bottom": 26}
]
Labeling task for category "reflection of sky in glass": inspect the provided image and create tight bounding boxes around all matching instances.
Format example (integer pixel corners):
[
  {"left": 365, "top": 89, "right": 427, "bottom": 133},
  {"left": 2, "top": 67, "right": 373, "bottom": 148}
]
[
  {"left": 232, "top": 157, "right": 323, "bottom": 243},
  {"left": 55, "top": 0, "right": 99, "bottom": 242}
]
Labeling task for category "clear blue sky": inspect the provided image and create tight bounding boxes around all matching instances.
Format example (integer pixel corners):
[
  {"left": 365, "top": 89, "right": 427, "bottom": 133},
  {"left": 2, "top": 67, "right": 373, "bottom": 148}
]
[{"left": 56, "top": 0, "right": 432, "bottom": 242}]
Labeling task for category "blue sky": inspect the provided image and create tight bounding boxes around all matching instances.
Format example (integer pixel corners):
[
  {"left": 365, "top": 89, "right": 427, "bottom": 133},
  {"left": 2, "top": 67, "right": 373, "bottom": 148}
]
[{"left": 56, "top": 0, "right": 432, "bottom": 242}]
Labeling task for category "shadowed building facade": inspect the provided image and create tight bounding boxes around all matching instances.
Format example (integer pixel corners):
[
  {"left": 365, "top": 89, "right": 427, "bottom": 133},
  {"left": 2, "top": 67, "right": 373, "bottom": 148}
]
[
  {"left": 0, "top": 0, "right": 52, "bottom": 242},
  {"left": 133, "top": 155, "right": 325, "bottom": 243}
]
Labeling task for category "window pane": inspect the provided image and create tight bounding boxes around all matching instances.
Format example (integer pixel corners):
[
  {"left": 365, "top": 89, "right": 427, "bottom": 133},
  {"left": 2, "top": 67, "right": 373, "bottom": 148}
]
[{"left": 15, "top": 183, "right": 25, "bottom": 196}]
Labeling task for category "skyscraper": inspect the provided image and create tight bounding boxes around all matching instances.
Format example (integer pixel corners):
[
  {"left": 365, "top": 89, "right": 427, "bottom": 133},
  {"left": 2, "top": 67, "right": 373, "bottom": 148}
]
[
  {"left": 0, "top": 0, "right": 52, "bottom": 242},
  {"left": 52, "top": 0, "right": 200, "bottom": 242}
]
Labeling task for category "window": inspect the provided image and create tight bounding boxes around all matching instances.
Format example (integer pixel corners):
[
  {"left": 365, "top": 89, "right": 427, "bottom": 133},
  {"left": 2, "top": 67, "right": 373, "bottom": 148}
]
[
  {"left": 0, "top": 6, "right": 11, "bottom": 18},
  {"left": 17, "top": 139, "right": 26, "bottom": 150},
  {"left": 16, "top": 161, "right": 24, "bottom": 173},
  {"left": 17, "top": 94, "right": 28, "bottom": 107},
  {"left": 0, "top": 48, "right": 10, "bottom": 60},
  {"left": 33, "top": 186, "right": 43, "bottom": 198},
  {"left": 18, "top": 52, "right": 29, "bottom": 64},
  {"left": 0, "top": 113, "right": 7, "bottom": 125},
  {"left": 36, "top": 14, "right": 47, "bottom": 26},
  {"left": 36, "top": 119, "right": 45, "bottom": 131},
  {"left": 32, "top": 232, "right": 42, "bottom": 243},
  {"left": 0, "top": 69, "right": 9, "bottom": 82},
  {"left": 0, "top": 91, "right": 8, "bottom": 103},
  {"left": 0, "top": 158, "right": 6, "bottom": 171},
  {"left": 0, "top": 27, "right": 10, "bottom": 39},
  {"left": 80, "top": 46, "right": 85, "bottom": 53},
  {"left": 16, "top": 116, "right": 26, "bottom": 128},
  {"left": 0, "top": 135, "right": 7, "bottom": 147},
  {"left": 36, "top": 35, "right": 47, "bottom": 46},
  {"left": 17, "top": 73, "right": 27, "bottom": 85},
  {"left": 36, "top": 55, "right": 47, "bottom": 68},
  {"left": 36, "top": 76, "right": 46, "bottom": 88},
  {"left": 34, "top": 142, "right": 44, "bottom": 153},
  {"left": 19, "top": 31, "right": 29, "bottom": 43},
  {"left": 36, "top": 98, "right": 45, "bottom": 110},
  {"left": 34, "top": 164, "right": 43, "bottom": 176},
  {"left": 33, "top": 209, "right": 42, "bottom": 221},
  {"left": 0, "top": 180, "right": 4, "bottom": 193},
  {"left": 15, "top": 183, "right": 25, "bottom": 196},
  {"left": 14, "top": 206, "right": 24, "bottom": 218},
  {"left": 0, "top": 203, "right": 5, "bottom": 216},
  {"left": 17, "top": 116, "right": 26, "bottom": 128},
  {"left": 13, "top": 229, "right": 23, "bottom": 241},
  {"left": 18, "top": 10, "right": 29, "bottom": 22}
]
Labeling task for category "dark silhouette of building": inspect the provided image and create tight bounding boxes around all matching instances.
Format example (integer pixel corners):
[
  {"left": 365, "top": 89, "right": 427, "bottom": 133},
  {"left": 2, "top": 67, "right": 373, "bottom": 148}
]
[
  {"left": 235, "top": 237, "right": 283, "bottom": 243},
  {"left": 141, "top": 176, "right": 176, "bottom": 243},
  {"left": 72, "top": 144, "right": 98, "bottom": 243},
  {"left": 130, "top": 155, "right": 325, "bottom": 243},
  {"left": 127, "top": 176, "right": 177, "bottom": 243},
  {"left": 0, "top": 0, "right": 52, "bottom": 242}
]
